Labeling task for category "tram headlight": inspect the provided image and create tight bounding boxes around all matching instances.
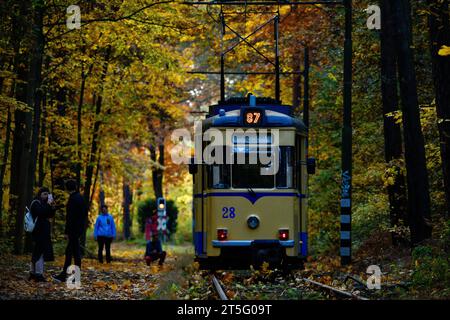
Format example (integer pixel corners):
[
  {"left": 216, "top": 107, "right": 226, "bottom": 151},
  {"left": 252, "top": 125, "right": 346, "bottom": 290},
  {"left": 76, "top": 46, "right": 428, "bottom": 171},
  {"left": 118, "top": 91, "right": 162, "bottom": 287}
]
[{"left": 247, "top": 215, "right": 260, "bottom": 230}]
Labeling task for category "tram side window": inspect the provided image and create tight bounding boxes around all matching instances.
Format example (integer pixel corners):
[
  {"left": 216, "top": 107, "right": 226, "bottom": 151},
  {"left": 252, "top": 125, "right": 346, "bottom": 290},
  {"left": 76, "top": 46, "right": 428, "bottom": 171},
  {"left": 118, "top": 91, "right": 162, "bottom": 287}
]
[
  {"left": 208, "top": 165, "right": 230, "bottom": 189},
  {"left": 276, "top": 146, "right": 296, "bottom": 189}
]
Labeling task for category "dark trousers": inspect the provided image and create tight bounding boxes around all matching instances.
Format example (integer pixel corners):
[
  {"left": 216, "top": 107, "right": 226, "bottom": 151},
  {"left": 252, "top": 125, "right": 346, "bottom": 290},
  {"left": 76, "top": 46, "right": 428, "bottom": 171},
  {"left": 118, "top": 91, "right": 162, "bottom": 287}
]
[
  {"left": 97, "top": 236, "right": 112, "bottom": 263},
  {"left": 145, "top": 251, "right": 167, "bottom": 266},
  {"left": 63, "top": 236, "right": 81, "bottom": 274}
]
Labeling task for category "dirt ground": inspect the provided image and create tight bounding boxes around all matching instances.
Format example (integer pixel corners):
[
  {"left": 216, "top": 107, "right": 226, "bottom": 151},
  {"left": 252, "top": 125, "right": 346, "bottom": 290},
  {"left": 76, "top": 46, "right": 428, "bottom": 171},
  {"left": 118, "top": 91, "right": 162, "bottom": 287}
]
[{"left": 0, "top": 241, "right": 193, "bottom": 300}]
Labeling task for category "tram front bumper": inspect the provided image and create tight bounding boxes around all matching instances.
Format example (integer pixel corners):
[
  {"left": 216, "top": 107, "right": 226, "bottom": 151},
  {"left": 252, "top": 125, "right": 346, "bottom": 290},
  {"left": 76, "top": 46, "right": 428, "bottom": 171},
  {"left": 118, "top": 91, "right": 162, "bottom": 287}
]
[{"left": 212, "top": 239, "right": 295, "bottom": 248}]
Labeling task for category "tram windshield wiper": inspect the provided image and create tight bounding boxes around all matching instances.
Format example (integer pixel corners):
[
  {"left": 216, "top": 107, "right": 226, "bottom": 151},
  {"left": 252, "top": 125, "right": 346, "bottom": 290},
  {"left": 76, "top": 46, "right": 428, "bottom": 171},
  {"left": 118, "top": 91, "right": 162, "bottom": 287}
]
[{"left": 247, "top": 187, "right": 257, "bottom": 197}]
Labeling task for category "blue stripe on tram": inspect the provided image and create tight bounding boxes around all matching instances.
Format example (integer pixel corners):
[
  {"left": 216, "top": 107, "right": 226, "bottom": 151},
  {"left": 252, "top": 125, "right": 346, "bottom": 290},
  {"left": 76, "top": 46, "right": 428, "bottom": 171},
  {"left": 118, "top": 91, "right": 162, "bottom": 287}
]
[
  {"left": 300, "top": 232, "right": 308, "bottom": 256},
  {"left": 194, "top": 232, "right": 203, "bottom": 255},
  {"left": 193, "top": 192, "right": 306, "bottom": 205}
]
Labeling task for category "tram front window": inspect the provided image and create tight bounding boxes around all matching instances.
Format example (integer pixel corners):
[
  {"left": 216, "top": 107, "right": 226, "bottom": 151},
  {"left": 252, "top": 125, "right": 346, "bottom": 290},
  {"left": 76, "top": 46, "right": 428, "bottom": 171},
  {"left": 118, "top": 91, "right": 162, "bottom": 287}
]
[
  {"left": 208, "top": 164, "right": 230, "bottom": 189},
  {"left": 232, "top": 162, "right": 275, "bottom": 189},
  {"left": 231, "top": 146, "right": 295, "bottom": 189},
  {"left": 208, "top": 147, "right": 295, "bottom": 189}
]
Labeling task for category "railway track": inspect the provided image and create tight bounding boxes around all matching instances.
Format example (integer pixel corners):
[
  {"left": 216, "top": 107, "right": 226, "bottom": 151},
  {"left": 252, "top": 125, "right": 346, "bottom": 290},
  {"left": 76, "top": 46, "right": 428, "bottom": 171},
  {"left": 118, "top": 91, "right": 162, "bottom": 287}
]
[
  {"left": 210, "top": 272, "right": 370, "bottom": 300},
  {"left": 211, "top": 274, "right": 229, "bottom": 300},
  {"left": 300, "top": 277, "right": 369, "bottom": 300}
]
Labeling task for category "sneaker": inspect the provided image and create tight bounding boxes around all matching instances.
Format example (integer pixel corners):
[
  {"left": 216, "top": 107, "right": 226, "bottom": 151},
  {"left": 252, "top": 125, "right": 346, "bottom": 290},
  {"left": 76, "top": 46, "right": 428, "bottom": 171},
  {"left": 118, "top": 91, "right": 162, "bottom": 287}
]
[{"left": 52, "top": 273, "right": 66, "bottom": 283}]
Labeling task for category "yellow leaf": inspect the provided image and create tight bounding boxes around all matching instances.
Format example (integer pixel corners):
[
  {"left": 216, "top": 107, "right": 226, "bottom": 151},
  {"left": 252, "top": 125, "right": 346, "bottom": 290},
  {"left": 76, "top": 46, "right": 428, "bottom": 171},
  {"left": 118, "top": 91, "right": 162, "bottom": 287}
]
[
  {"left": 93, "top": 281, "right": 107, "bottom": 288},
  {"left": 438, "top": 45, "right": 450, "bottom": 56},
  {"left": 109, "top": 283, "right": 118, "bottom": 291},
  {"left": 122, "top": 280, "right": 132, "bottom": 288},
  {"left": 150, "top": 265, "right": 159, "bottom": 273}
]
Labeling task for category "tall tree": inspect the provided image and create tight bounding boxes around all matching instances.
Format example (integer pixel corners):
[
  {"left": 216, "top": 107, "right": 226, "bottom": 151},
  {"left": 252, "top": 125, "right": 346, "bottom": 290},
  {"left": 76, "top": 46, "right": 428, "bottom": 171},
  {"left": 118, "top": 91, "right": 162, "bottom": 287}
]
[
  {"left": 83, "top": 47, "right": 111, "bottom": 209},
  {"left": 392, "top": 0, "right": 432, "bottom": 244},
  {"left": 427, "top": 0, "right": 450, "bottom": 216},
  {"left": 76, "top": 55, "right": 94, "bottom": 189},
  {"left": 380, "top": 0, "right": 408, "bottom": 245},
  {"left": 0, "top": 103, "right": 12, "bottom": 233},
  {"left": 38, "top": 94, "right": 47, "bottom": 187},
  {"left": 23, "top": 0, "right": 46, "bottom": 253},
  {"left": 9, "top": 0, "right": 32, "bottom": 254},
  {"left": 81, "top": 47, "right": 111, "bottom": 252},
  {"left": 292, "top": 49, "right": 302, "bottom": 115}
]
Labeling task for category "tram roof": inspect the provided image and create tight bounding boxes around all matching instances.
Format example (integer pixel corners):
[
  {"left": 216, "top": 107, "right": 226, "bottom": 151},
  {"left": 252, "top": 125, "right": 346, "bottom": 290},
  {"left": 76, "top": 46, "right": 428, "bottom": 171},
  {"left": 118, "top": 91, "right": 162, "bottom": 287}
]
[
  {"left": 208, "top": 97, "right": 292, "bottom": 116},
  {"left": 204, "top": 97, "right": 308, "bottom": 133}
]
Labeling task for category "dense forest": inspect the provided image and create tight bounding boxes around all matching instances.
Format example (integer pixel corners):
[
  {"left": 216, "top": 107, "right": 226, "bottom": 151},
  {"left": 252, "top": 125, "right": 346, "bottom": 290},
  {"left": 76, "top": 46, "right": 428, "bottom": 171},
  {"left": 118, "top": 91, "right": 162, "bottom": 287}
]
[{"left": 0, "top": 0, "right": 449, "bottom": 299}]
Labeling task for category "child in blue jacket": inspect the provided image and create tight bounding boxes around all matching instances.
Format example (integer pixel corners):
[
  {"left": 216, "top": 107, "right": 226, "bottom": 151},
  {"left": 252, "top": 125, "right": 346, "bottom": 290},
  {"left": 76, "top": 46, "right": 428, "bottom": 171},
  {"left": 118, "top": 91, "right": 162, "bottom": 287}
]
[{"left": 93, "top": 205, "right": 116, "bottom": 263}]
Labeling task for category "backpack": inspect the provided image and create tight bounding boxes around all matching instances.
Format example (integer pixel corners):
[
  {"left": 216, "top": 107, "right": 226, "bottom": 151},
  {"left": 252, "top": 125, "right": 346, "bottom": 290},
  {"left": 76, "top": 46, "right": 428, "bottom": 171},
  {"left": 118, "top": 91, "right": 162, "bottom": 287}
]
[{"left": 24, "top": 200, "right": 40, "bottom": 233}]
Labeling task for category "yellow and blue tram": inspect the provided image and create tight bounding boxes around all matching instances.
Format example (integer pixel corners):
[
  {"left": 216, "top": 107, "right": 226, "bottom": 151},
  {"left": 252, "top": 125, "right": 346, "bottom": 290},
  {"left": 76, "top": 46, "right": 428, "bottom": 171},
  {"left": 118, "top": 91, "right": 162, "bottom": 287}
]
[{"left": 189, "top": 95, "right": 314, "bottom": 269}]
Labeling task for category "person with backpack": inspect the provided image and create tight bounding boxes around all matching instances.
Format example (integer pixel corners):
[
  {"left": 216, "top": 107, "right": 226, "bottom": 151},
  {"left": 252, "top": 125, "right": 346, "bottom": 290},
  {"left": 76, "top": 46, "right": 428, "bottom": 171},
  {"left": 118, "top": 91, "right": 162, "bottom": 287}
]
[
  {"left": 29, "top": 187, "right": 56, "bottom": 282},
  {"left": 93, "top": 205, "right": 116, "bottom": 263},
  {"left": 53, "top": 179, "right": 88, "bottom": 282}
]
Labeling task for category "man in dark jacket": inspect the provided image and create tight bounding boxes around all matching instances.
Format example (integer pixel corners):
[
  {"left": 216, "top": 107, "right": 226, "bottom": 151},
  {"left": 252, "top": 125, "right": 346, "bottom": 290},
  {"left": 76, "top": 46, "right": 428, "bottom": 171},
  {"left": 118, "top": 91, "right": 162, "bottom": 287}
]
[
  {"left": 144, "top": 234, "right": 167, "bottom": 266},
  {"left": 53, "top": 179, "right": 88, "bottom": 282}
]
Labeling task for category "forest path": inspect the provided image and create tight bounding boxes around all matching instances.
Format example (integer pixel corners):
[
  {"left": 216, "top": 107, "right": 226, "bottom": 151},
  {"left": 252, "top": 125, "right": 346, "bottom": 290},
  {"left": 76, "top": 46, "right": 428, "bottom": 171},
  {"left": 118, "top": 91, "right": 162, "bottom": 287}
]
[{"left": 0, "top": 241, "right": 193, "bottom": 300}]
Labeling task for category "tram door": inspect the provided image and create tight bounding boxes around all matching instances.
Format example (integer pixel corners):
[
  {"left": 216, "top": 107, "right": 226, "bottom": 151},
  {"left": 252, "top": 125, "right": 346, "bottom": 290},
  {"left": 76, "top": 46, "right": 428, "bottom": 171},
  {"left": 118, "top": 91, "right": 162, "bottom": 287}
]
[{"left": 192, "top": 159, "right": 207, "bottom": 257}]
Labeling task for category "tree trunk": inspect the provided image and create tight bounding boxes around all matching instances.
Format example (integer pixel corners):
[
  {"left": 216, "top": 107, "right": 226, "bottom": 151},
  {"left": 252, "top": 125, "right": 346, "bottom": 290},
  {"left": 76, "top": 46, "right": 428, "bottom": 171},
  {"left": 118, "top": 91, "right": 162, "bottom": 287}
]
[
  {"left": 292, "top": 53, "right": 302, "bottom": 116},
  {"left": 392, "top": 0, "right": 432, "bottom": 244},
  {"left": 98, "top": 169, "right": 105, "bottom": 211},
  {"left": 76, "top": 63, "right": 93, "bottom": 189},
  {"left": 23, "top": 0, "right": 45, "bottom": 253},
  {"left": 26, "top": 0, "right": 45, "bottom": 193},
  {"left": 427, "top": 0, "right": 450, "bottom": 216},
  {"left": 10, "top": 110, "right": 32, "bottom": 254},
  {"left": 150, "top": 143, "right": 164, "bottom": 200},
  {"left": 38, "top": 93, "right": 47, "bottom": 187},
  {"left": 49, "top": 88, "right": 71, "bottom": 190},
  {"left": 90, "top": 151, "right": 101, "bottom": 208},
  {"left": 83, "top": 55, "right": 110, "bottom": 209},
  {"left": 380, "top": 0, "right": 408, "bottom": 245},
  {"left": 9, "top": 0, "right": 32, "bottom": 254},
  {"left": 0, "top": 104, "right": 12, "bottom": 234},
  {"left": 122, "top": 182, "right": 132, "bottom": 240},
  {"left": 81, "top": 47, "right": 111, "bottom": 251}
]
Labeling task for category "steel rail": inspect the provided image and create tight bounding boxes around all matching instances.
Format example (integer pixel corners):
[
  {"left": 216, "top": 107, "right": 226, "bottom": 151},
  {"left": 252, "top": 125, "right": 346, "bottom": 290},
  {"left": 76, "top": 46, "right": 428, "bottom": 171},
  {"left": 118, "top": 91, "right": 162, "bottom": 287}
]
[
  {"left": 212, "top": 275, "right": 229, "bottom": 300},
  {"left": 302, "top": 278, "right": 369, "bottom": 300}
]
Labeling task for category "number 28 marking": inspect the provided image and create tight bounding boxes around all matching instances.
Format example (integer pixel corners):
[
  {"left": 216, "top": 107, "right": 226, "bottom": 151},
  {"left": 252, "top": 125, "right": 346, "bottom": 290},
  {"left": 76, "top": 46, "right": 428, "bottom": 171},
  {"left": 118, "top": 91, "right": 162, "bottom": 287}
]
[{"left": 222, "top": 207, "right": 236, "bottom": 219}]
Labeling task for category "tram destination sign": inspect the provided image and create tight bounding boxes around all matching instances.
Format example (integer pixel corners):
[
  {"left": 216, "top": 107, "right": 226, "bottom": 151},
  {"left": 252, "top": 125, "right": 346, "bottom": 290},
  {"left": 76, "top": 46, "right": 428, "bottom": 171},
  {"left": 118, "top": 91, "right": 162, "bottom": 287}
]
[{"left": 243, "top": 109, "right": 263, "bottom": 126}]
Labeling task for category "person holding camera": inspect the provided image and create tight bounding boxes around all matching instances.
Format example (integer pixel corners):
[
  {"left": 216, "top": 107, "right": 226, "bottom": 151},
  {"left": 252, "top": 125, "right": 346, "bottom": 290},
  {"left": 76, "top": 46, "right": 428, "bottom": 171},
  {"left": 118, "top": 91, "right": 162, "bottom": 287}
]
[
  {"left": 29, "top": 187, "right": 56, "bottom": 282},
  {"left": 93, "top": 205, "right": 116, "bottom": 263}
]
